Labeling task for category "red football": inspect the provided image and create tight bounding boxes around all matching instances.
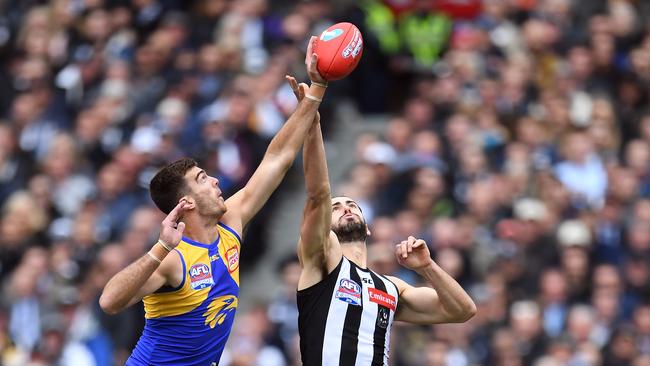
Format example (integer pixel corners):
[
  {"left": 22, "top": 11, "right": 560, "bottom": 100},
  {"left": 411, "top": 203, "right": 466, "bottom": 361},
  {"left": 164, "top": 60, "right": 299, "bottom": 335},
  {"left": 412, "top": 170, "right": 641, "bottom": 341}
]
[{"left": 314, "top": 22, "right": 364, "bottom": 81}]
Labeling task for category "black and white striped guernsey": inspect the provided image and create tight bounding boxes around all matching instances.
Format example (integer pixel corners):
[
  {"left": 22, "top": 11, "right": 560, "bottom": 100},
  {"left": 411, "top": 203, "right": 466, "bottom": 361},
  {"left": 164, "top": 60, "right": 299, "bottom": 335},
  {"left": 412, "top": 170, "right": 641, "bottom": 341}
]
[{"left": 297, "top": 256, "right": 400, "bottom": 366}]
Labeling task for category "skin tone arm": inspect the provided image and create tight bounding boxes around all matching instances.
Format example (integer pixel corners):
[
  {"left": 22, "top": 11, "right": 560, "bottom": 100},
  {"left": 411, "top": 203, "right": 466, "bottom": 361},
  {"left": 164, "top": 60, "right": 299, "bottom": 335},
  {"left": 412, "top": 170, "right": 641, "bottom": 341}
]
[
  {"left": 223, "top": 36, "right": 328, "bottom": 234},
  {"left": 99, "top": 200, "right": 189, "bottom": 314},
  {"left": 388, "top": 236, "right": 477, "bottom": 324},
  {"left": 288, "top": 77, "right": 341, "bottom": 289}
]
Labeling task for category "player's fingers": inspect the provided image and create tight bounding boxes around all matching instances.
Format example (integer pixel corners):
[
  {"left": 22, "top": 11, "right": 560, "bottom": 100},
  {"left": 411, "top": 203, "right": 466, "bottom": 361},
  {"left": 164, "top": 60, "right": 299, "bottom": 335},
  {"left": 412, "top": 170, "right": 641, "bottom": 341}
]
[
  {"left": 407, "top": 235, "right": 416, "bottom": 246},
  {"left": 176, "top": 221, "right": 186, "bottom": 235},
  {"left": 292, "top": 82, "right": 302, "bottom": 100},
  {"left": 407, "top": 240, "right": 413, "bottom": 253},
  {"left": 395, "top": 244, "right": 402, "bottom": 258},
  {"left": 299, "top": 83, "right": 308, "bottom": 99},
  {"left": 309, "top": 53, "right": 318, "bottom": 75},
  {"left": 413, "top": 239, "right": 425, "bottom": 248},
  {"left": 287, "top": 75, "right": 298, "bottom": 91},
  {"left": 306, "top": 36, "right": 315, "bottom": 64},
  {"left": 165, "top": 200, "right": 187, "bottom": 224},
  {"left": 401, "top": 242, "right": 408, "bottom": 259}
]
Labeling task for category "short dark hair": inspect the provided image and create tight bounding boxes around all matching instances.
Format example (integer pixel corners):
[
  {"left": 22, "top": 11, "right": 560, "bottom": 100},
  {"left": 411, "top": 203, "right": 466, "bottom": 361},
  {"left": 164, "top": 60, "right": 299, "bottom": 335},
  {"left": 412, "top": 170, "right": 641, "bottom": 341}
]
[{"left": 150, "top": 158, "right": 197, "bottom": 214}]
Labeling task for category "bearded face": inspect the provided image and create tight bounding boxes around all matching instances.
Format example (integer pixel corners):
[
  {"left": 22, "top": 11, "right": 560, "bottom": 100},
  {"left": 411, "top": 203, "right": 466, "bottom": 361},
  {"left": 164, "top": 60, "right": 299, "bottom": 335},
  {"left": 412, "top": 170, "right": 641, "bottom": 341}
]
[{"left": 331, "top": 197, "right": 369, "bottom": 243}]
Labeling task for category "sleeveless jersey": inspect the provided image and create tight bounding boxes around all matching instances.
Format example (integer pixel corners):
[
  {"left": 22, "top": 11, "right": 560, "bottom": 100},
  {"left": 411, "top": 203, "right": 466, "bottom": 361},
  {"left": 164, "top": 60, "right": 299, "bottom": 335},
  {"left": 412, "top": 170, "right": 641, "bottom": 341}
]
[
  {"left": 127, "top": 222, "right": 241, "bottom": 366},
  {"left": 297, "top": 257, "right": 400, "bottom": 366}
]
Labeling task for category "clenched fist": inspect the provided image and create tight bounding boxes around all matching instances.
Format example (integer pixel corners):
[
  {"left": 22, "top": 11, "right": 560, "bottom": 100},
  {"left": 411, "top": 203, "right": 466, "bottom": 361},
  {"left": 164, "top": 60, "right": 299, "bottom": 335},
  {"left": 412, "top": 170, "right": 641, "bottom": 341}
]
[{"left": 395, "top": 236, "right": 433, "bottom": 272}]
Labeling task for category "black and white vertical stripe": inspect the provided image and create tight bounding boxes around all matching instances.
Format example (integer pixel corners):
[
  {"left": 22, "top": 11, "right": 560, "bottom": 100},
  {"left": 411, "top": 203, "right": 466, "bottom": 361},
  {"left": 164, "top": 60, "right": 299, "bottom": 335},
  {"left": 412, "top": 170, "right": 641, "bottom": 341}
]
[{"left": 298, "top": 257, "right": 399, "bottom": 366}]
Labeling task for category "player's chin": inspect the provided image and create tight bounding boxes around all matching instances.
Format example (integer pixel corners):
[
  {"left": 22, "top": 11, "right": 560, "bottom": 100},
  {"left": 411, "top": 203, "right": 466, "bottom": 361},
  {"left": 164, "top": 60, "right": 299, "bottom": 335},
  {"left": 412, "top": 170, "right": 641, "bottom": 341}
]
[
  {"left": 217, "top": 201, "right": 227, "bottom": 215},
  {"left": 342, "top": 217, "right": 360, "bottom": 226}
]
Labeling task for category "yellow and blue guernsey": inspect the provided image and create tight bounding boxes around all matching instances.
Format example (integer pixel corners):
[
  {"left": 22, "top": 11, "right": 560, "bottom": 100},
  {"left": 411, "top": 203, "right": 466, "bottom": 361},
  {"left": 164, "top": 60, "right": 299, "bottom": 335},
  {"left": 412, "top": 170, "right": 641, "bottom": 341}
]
[{"left": 127, "top": 222, "right": 241, "bottom": 366}]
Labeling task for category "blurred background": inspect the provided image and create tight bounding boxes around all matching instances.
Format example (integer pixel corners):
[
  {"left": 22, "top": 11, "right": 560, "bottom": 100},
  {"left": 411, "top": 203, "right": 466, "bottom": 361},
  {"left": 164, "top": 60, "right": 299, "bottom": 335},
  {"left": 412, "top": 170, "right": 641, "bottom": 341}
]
[{"left": 0, "top": 0, "right": 649, "bottom": 365}]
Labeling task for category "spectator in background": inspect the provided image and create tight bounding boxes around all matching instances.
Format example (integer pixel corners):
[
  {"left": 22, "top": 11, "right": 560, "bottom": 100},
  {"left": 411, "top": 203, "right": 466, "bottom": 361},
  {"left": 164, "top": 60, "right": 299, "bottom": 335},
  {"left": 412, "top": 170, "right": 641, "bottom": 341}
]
[
  {"left": 557, "top": 219, "right": 593, "bottom": 303},
  {"left": 0, "top": 123, "right": 34, "bottom": 206},
  {"left": 538, "top": 268, "right": 569, "bottom": 338},
  {"left": 267, "top": 255, "right": 301, "bottom": 362},
  {"left": 554, "top": 131, "right": 608, "bottom": 209},
  {"left": 510, "top": 300, "right": 548, "bottom": 364}
]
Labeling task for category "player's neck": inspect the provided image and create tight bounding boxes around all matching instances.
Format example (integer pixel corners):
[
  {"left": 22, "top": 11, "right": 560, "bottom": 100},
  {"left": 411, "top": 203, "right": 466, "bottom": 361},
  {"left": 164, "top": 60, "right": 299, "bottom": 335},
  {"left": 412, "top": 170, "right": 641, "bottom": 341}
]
[
  {"left": 181, "top": 214, "right": 221, "bottom": 244},
  {"left": 341, "top": 241, "right": 367, "bottom": 269}
]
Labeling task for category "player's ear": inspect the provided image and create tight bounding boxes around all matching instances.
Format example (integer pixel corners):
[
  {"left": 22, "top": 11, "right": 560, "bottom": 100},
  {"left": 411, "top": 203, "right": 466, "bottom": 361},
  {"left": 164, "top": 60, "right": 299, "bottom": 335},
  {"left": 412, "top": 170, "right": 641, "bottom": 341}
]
[
  {"left": 180, "top": 196, "right": 196, "bottom": 210},
  {"left": 366, "top": 224, "right": 371, "bottom": 237}
]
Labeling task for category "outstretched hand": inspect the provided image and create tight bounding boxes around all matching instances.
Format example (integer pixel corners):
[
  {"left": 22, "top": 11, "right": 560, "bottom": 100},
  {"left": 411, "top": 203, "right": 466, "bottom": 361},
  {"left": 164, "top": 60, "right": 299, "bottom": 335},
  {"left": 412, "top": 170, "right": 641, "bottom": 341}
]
[
  {"left": 286, "top": 75, "right": 308, "bottom": 101},
  {"left": 159, "top": 200, "right": 189, "bottom": 248},
  {"left": 395, "top": 236, "right": 433, "bottom": 271},
  {"left": 286, "top": 75, "right": 320, "bottom": 122},
  {"left": 305, "top": 36, "right": 327, "bottom": 84}
]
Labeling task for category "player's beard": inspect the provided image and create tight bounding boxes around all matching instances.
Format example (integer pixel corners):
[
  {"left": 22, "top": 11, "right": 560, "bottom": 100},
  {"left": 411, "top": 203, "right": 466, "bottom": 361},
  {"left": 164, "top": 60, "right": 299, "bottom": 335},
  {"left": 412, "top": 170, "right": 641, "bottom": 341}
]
[
  {"left": 333, "top": 219, "right": 368, "bottom": 243},
  {"left": 195, "top": 194, "right": 225, "bottom": 219}
]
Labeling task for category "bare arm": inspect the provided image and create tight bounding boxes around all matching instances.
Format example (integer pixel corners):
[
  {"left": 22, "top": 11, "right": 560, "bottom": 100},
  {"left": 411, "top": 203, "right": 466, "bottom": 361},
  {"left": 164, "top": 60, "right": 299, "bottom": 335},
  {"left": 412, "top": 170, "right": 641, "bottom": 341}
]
[
  {"left": 99, "top": 201, "right": 188, "bottom": 314},
  {"left": 298, "top": 121, "right": 332, "bottom": 264},
  {"left": 224, "top": 37, "right": 328, "bottom": 234},
  {"left": 285, "top": 78, "right": 341, "bottom": 290},
  {"left": 389, "top": 236, "right": 476, "bottom": 324},
  {"left": 99, "top": 253, "right": 167, "bottom": 314}
]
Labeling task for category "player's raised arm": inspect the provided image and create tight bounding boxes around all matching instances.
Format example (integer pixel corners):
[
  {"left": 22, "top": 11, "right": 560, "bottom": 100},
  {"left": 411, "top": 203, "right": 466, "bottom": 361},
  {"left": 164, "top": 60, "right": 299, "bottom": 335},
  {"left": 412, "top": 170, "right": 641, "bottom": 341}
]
[
  {"left": 388, "top": 236, "right": 476, "bottom": 324},
  {"left": 223, "top": 36, "right": 328, "bottom": 234},
  {"left": 286, "top": 77, "right": 340, "bottom": 284},
  {"left": 298, "top": 116, "right": 334, "bottom": 265},
  {"left": 99, "top": 200, "right": 189, "bottom": 314}
]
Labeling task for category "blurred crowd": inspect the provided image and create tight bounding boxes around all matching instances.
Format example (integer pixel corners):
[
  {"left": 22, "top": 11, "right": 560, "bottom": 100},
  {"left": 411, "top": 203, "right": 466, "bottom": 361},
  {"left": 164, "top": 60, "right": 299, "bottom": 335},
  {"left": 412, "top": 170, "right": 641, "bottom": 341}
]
[{"left": 0, "top": 0, "right": 649, "bottom": 365}]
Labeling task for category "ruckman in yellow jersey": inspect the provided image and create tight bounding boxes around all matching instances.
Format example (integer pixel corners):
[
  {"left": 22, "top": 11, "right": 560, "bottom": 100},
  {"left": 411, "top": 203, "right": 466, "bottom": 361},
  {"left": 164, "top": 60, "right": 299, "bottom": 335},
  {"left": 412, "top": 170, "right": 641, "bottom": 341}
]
[{"left": 99, "top": 38, "right": 329, "bottom": 365}]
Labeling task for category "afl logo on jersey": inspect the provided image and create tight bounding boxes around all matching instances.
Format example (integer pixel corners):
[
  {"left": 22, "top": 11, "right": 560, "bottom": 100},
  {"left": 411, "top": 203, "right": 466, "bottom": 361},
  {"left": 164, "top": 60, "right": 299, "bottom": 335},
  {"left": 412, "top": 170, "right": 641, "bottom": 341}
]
[
  {"left": 335, "top": 278, "right": 362, "bottom": 306},
  {"left": 225, "top": 248, "right": 239, "bottom": 273},
  {"left": 189, "top": 263, "right": 214, "bottom": 290}
]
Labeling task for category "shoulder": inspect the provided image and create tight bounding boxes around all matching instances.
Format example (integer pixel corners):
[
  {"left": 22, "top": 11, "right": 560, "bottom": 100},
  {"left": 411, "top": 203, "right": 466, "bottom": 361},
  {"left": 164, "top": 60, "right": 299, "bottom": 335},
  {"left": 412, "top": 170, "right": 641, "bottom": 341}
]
[
  {"left": 384, "top": 275, "right": 410, "bottom": 294},
  {"left": 158, "top": 249, "right": 184, "bottom": 286},
  {"left": 219, "top": 207, "right": 244, "bottom": 240},
  {"left": 218, "top": 222, "right": 242, "bottom": 245},
  {"left": 160, "top": 249, "right": 182, "bottom": 270}
]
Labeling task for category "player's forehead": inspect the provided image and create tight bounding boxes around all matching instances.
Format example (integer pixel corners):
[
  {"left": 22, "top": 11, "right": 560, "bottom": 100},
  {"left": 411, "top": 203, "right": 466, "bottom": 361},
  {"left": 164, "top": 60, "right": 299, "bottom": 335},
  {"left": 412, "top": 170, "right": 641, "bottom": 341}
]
[
  {"left": 184, "top": 166, "right": 205, "bottom": 180},
  {"left": 331, "top": 196, "right": 359, "bottom": 207}
]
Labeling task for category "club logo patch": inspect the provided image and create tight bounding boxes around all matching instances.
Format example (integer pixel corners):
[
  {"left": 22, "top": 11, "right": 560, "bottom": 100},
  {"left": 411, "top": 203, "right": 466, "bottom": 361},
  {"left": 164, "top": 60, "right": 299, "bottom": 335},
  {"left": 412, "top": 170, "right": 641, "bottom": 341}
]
[
  {"left": 377, "top": 307, "right": 390, "bottom": 329},
  {"left": 335, "top": 278, "right": 362, "bottom": 306},
  {"left": 368, "top": 288, "right": 396, "bottom": 311},
  {"left": 320, "top": 28, "right": 343, "bottom": 41},
  {"left": 203, "top": 295, "right": 238, "bottom": 328},
  {"left": 189, "top": 263, "right": 214, "bottom": 290},
  {"left": 225, "top": 247, "right": 239, "bottom": 273},
  {"left": 341, "top": 29, "right": 362, "bottom": 59}
]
